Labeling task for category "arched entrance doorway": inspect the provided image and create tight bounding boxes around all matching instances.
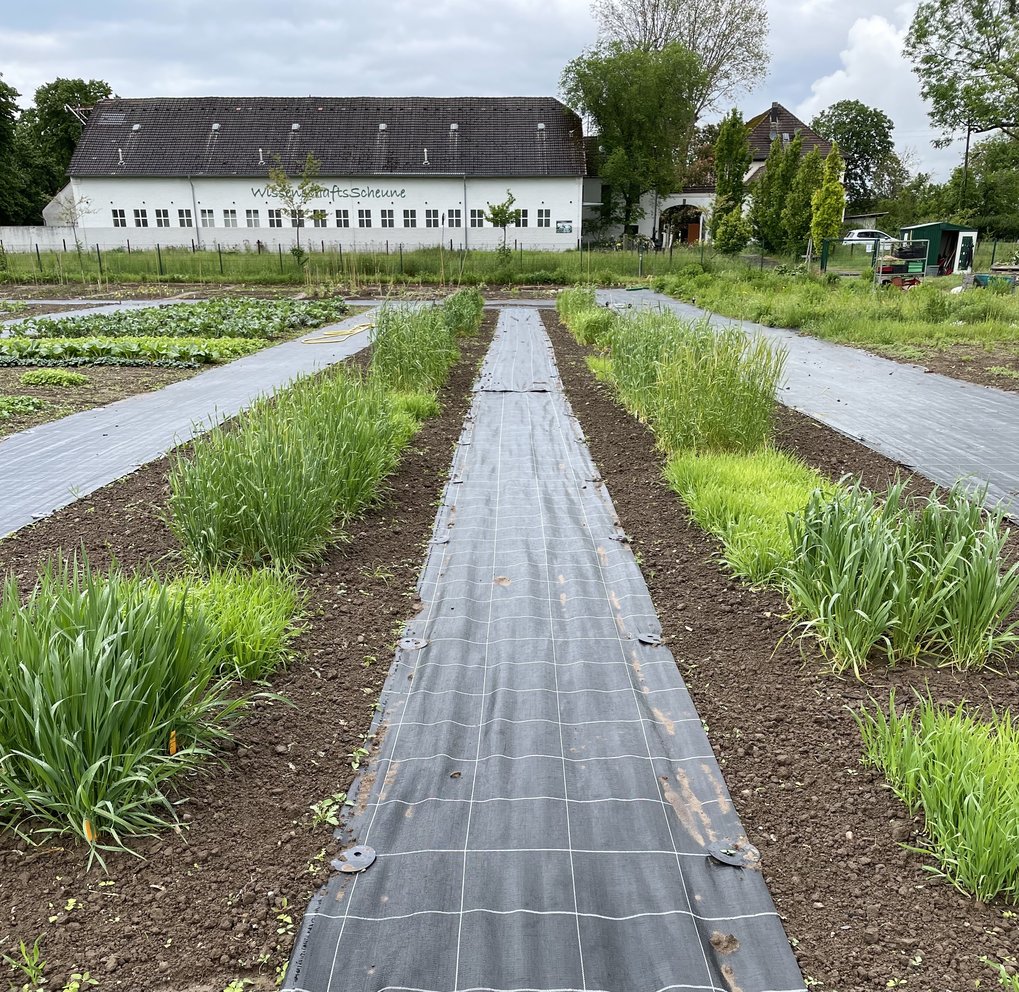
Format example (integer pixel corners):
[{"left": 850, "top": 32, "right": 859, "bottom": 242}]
[{"left": 660, "top": 204, "right": 703, "bottom": 245}]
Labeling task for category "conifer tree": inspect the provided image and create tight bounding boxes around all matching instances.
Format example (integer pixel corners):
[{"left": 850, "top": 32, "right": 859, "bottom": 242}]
[
  {"left": 781, "top": 147, "right": 824, "bottom": 256},
  {"left": 709, "top": 108, "right": 751, "bottom": 238},
  {"left": 811, "top": 143, "right": 847, "bottom": 251}
]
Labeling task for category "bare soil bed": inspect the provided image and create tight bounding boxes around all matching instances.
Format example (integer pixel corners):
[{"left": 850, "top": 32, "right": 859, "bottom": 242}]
[
  {"left": 0, "top": 302, "right": 108, "bottom": 318},
  {"left": 0, "top": 315, "right": 495, "bottom": 992},
  {"left": 543, "top": 310, "right": 1018, "bottom": 992},
  {"left": 897, "top": 343, "right": 1019, "bottom": 394},
  {"left": 0, "top": 366, "right": 198, "bottom": 439}
]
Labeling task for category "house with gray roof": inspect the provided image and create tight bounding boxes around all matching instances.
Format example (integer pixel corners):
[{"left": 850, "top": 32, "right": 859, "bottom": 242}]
[{"left": 41, "top": 96, "right": 588, "bottom": 251}]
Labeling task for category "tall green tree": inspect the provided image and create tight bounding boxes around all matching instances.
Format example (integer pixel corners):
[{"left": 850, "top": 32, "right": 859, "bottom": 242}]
[
  {"left": 811, "top": 143, "right": 847, "bottom": 251},
  {"left": 591, "top": 0, "right": 770, "bottom": 114},
  {"left": 941, "top": 136, "right": 1019, "bottom": 237},
  {"left": 709, "top": 108, "right": 751, "bottom": 238},
  {"left": 907, "top": 0, "right": 1019, "bottom": 141},
  {"left": 810, "top": 100, "right": 894, "bottom": 210},
  {"left": 781, "top": 148, "right": 824, "bottom": 255},
  {"left": 0, "top": 74, "right": 32, "bottom": 226},
  {"left": 562, "top": 42, "right": 704, "bottom": 230},
  {"left": 748, "top": 132, "right": 802, "bottom": 253}
]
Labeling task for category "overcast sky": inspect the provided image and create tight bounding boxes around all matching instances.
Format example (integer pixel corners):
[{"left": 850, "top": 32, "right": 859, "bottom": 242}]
[{"left": 0, "top": 0, "right": 966, "bottom": 179}]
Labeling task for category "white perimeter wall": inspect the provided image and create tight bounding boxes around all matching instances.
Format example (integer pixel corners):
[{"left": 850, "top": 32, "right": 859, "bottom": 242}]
[{"left": 4, "top": 175, "right": 585, "bottom": 252}]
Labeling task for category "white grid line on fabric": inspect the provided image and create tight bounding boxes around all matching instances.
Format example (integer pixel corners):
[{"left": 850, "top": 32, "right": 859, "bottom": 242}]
[
  {"left": 421, "top": 589, "right": 648, "bottom": 608},
  {"left": 408, "top": 656, "right": 678, "bottom": 672},
  {"left": 358, "top": 790, "right": 725, "bottom": 814},
  {"left": 385, "top": 717, "right": 705, "bottom": 733},
  {"left": 453, "top": 377, "right": 509, "bottom": 992},
  {"left": 424, "top": 611, "right": 651, "bottom": 627},
  {"left": 423, "top": 556, "right": 636, "bottom": 575},
  {"left": 305, "top": 906, "right": 784, "bottom": 925},
  {"left": 291, "top": 985, "right": 806, "bottom": 992},
  {"left": 396, "top": 685, "right": 683, "bottom": 699},
  {"left": 539, "top": 327, "right": 720, "bottom": 991},
  {"left": 373, "top": 846, "right": 709, "bottom": 858},
  {"left": 373, "top": 750, "right": 707, "bottom": 767},
  {"left": 421, "top": 633, "right": 641, "bottom": 648}
]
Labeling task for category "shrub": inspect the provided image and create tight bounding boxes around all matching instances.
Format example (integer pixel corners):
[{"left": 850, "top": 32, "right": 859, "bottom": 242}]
[
  {"left": 169, "top": 368, "right": 406, "bottom": 567},
  {"left": 0, "top": 558, "right": 244, "bottom": 853},
  {"left": 856, "top": 695, "right": 1019, "bottom": 903},
  {"left": 783, "top": 482, "right": 1019, "bottom": 674},
  {"left": 19, "top": 368, "right": 91, "bottom": 388}
]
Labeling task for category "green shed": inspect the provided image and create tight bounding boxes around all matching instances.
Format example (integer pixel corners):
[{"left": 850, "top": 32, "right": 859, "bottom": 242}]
[{"left": 900, "top": 222, "right": 978, "bottom": 276}]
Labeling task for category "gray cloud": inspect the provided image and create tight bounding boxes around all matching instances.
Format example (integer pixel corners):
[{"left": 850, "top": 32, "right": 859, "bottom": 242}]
[{"left": 1, "top": 0, "right": 960, "bottom": 178}]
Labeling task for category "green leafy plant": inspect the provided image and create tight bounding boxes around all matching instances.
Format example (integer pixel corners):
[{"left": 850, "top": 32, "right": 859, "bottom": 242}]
[
  {"left": 0, "top": 394, "right": 45, "bottom": 421},
  {"left": 310, "top": 791, "right": 350, "bottom": 827},
  {"left": 0, "top": 556, "right": 247, "bottom": 857},
  {"left": 3, "top": 937, "right": 47, "bottom": 991},
  {"left": 0, "top": 336, "right": 263, "bottom": 365},
  {"left": 784, "top": 482, "right": 1019, "bottom": 674},
  {"left": 169, "top": 368, "right": 408, "bottom": 567},
  {"left": 856, "top": 694, "right": 1019, "bottom": 903},
  {"left": 19, "top": 369, "right": 91, "bottom": 388}
]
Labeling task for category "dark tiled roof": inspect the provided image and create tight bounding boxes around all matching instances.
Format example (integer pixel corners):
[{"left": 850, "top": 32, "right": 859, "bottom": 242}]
[
  {"left": 745, "top": 102, "right": 832, "bottom": 161},
  {"left": 69, "top": 97, "right": 587, "bottom": 179}
]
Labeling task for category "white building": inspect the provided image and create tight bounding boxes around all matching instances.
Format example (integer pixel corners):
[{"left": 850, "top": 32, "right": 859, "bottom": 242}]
[{"left": 27, "top": 96, "right": 587, "bottom": 253}]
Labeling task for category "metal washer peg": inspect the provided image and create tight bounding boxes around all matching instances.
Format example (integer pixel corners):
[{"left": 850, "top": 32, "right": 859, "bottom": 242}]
[{"left": 332, "top": 845, "right": 377, "bottom": 874}]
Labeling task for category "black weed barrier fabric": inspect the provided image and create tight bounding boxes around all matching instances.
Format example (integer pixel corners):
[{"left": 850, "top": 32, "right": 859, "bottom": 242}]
[
  {"left": 598, "top": 288, "right": 1019, "bottom": 521},
  {"left": 284, "top": 308, "right": 805, "bottom": 992}
]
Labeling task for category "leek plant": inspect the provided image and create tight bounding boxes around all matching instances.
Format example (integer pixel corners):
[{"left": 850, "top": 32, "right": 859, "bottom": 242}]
[
  {"left": 0, "top": 558, "right": 245, "bottom": 854},
  {"left": 784, "top": 482, "right": 1019, "bottom": 673},
  {"left": 856, "top": 694, "right": 1019, "bottom": 903}
]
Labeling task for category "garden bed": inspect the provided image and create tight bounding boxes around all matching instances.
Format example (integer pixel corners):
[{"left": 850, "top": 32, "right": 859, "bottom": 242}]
[
  {"left": 543, "top": 309, "right": 1018, "bottom": 992},
  {"left": 0, "top": 366, "right": 198, "bottom": 439},
  {"left": 877, "top": 343, "right": 1019, "bottom": 394},
  {"left": 0, "top": 313, "right": 495, "bottom": 992}
]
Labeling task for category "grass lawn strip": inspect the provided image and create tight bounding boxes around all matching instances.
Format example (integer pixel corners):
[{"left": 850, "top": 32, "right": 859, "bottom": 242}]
[
  {"left": 543, "top": 307, "right": 1019, "bottom": 991},
  {"left": 0, "top": 305, "right": 493, "bottom": 992}
]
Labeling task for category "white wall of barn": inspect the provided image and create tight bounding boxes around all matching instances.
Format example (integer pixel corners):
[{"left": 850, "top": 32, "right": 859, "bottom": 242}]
[{"left": 6, "top": 175, "right": 585, "bottom": 253}]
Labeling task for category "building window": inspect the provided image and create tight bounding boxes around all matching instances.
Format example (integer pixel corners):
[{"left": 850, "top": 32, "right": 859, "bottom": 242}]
[
  {"left": 537, "top": 208, "right": 551, "bottom": 228},
  {"left": 112, "top": 209, "right": 126, "bottom": 227},
  {"left": 200, "top": 209, "right": 215, "bottom": 228},
  {"left": 290, "top": 210, "right": 305, "bottom": 228},
  {"left": 448, "top": 208, "right": 462, "bottom": 228},
  {"left": 380, "top": 209, "right": 394, "bottom": 228},
  {"left": 358, "top": 209, "right": 372, "bottom": 228},
  {"left": 134, "top": 208, "right": 148, "bottom": 228},
  {"left": 470, "top": 209, "right": 485, "bottom": 228},
  {"left": 336, "top": 209, "right": 350, "bottom": 228},
  {"left": 268, "top": 209, "right": 283, "bottom": 228},
  {"left": 425, "top": 209, "right": 440, "bottom": 228},
  {"left": 223, "top": 209, "right": 238, "bottom": 228},
  {"left": 514, "top": 209, "right": 528, "bottom": 228},
  {"left": 246, "top": 209, "right": 260, "bottom": 228},
  {"left": 178, "top": 208, "right": 193, "bottom": 227},
  {"left": 313, "top": 211, "right": 328, "bottom": 228},
  {"left": 155, "top": 208, "right": 170, "bottom": 228},
  {"left": 403, "top": 209, "right": 417, "bottom": 228}
]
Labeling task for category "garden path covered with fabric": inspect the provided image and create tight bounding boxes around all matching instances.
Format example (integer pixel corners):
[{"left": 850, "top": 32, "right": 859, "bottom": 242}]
[
  {"left": 599, "top": 289, "right": 1019, "bottom": 519},
  {"left": 284, "top": 308, "right": 804, "bottom": 992},
  {"left": 0, "top": 308, "right": 375, "bottom": 536}
]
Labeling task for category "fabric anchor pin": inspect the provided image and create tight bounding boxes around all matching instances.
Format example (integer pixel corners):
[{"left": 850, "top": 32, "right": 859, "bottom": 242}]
[{"left": 332, "top": 845, "right": 377, "bottom": 874}]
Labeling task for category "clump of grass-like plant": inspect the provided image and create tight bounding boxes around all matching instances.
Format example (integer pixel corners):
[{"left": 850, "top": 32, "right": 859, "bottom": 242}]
[
  {"left": 19, "top": 368, "right": 90, "bottom": 388},
  {"left": 784, "top": 482, "right": 1019, "bottom": 674},
  {"left": 665, "top": 449, "right": 828, "bottom": 583},
  {"left": 856, "top": 694, "right": 1019, "bottom": 903},
  {"left": 442, "top": 287, "right": 484, "bottom": 337},
  {"left": 556, "top": 285, "right": 597, "bottom": 324},
  {"left": 169, "top": 368, "right": 405, "bottom": 567},
  {"left": 370, "top": 303, "right": 459, "bottom": 395},
  {"left": 0, "top": 557, "right": 245, "bottom": 855}
]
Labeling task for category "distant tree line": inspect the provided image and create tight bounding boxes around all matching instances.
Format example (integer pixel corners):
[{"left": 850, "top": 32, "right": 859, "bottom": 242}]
[{"left": 0, "top": 74, "right": 112, "bottom": 225}]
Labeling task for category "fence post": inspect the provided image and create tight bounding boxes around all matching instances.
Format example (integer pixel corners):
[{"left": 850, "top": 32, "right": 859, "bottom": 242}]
[
  {"left": 96, "top": 244, "right": 103, "bottom": 279},
  {"left": 156, "top": 243, "right": 164, "bottom": 276},
  {"left": 991, "top": 240, "right": 998, "bottom": 267},
  {"left": 62, "top": 238, "right": 67, "bottom": 252},
  {"left": 399, "top": 244, "right": 404, "bottom": 274},
  {"left": 638, "top": 249, "right": 643, "bottom": 278},
  {"left": 218, "top": 244, "right": 224, "bottom": 275},
  {"left": 35, "top": 244, "right": 43, "bottom": 273},
  {"left": 278, "top": 243, "right": 284, "bottom": 272}
]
